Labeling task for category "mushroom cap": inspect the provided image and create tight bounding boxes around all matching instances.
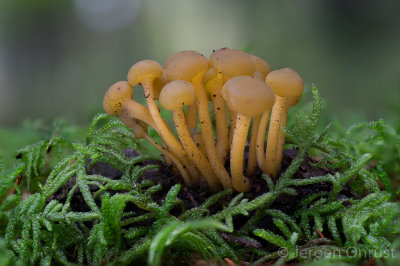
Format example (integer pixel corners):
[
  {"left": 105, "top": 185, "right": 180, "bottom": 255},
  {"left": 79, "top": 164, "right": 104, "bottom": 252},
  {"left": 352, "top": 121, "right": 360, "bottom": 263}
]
[
  {"left": 153, "top": 69, "right": 169, "bottom": 99},
  {"left": 203, "top": 68, "right": 218, "bottom": 85},
  {"left": 253, "top": 70, "right": 265, "bottom": 81},
  {"left": 203, "top": 68, "right": 220, "bottom": 97},
  {"left": 265, "top": 68, "right": 304, "bottom": 98},
  {"left": 250, "top": 55, "right": 271, "bottom": 79},
  {"left": 222, "top": 76, "right": 275, "bottom": 117},
  {"left": 103, "top": 81, "right": 133, "bottom": 115},
  {"left": 127, "top": 60, "right": 163, "bottom": 87},
  {"left": 287, "top": 95, "right": 301, "bottom": 107},
  {"left": 159, "top": 80, "right": 195, "bottom": 110},
  {"left": 165, "top": 50, "right": 209, "bottom": 81},
  {"left": 210, "top": 48, "right": 255, "bottom": 80}
]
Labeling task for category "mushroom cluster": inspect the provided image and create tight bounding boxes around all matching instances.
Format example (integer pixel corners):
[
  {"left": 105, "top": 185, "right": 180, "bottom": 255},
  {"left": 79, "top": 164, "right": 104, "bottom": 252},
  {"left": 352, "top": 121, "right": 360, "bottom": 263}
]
[{"left": 103, "top": 48, "right": 303, "bottom": 192}]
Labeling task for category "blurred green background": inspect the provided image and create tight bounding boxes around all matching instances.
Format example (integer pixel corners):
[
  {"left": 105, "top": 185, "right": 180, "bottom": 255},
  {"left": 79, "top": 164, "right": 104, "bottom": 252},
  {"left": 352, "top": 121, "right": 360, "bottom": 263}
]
[{"left": 0, "top": 0, "right": 399, "bottom": 128}]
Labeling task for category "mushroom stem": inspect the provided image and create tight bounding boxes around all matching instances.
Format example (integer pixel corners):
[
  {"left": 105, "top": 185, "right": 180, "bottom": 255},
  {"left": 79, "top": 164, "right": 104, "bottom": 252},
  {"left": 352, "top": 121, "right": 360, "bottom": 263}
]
[
  {"left": 265, "top": 96, "right": 286, "bottom": 178},
  {"left": 230, "top": 113, "right": 252, "bottom": 192},
  {"left": 163, "top": 141, "right": 172, "bottom": 165},
  {"left": 121, "top": 100, "right": 158, "bottom": 131},
  {"left": 141, "top": 79, "right": 200, "bottom": 184},
  {"left": 256, "top": 110, "right": 271, "bottom": 172},
  {"left": 245, "top": 115, "right": 261, "bottom": 176},
  {"left": 264, "top": 68, "right": 304, "bottom": 178},
  {"left": 118, "top": 115, "right": 193, "bottom": 186},
  {"left": 172, "top": 108, "right": 220, "bottom": 192},
  {"left": 118, "top": 116, "right": 147, "bottom": 139},
  {"left": 228, "top": 110, "right": 237, "bottom": 146},
  {"left": 274, "top": 102, "right": 290, "bottom": 175},
  {"left": 223, "top": 75, "right": 275, "bottom": 191},
  {"left": 143, "top": 134, "right": 194, "bottom": 187},
  {"left": 192, "top": 73, "right": 232, "bottom": 189},
  {"left": 210, "top": 81, "right": 229, "bottom": 163},
  {"left": 191, "top": 129, "right": 207, "bottom": 158},
  {"left": 185, "top": 101, "right": 198, "bottom": 131}
]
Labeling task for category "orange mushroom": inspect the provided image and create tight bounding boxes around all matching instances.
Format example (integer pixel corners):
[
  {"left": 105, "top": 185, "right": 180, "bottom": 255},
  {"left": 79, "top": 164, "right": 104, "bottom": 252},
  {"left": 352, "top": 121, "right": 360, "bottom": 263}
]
[
  {"left": 104, "top": 49, "right": 305, "bottom": 193},
  {"left": 246, "top": 55, "right": 271, "bottom": 176},
  {"left": 165, "top": 50, "right": 232, "bottom": 189},
  {"left": 222, "top": 76, "right": 275, "bottom": 192},
  {"left": 209, "top": 48, "right": 256, "bottom": 151},
  {"left": 103, "top": 81, "right": 156, "bottom": 130},
  {"left": 250, "top": 54, "right": 271, "bottom": 81},
  {"left": 103, "top": 81, "right": 193, "bottom": 185},
  {"left": 264, "top": 68, "right": 304, "bottom": 178},
  {"left": 159, "top": 80, "right": 220, "bottom": 191},
  {"left": 127, "top": 60, "right": 200, "bottom": 185}
]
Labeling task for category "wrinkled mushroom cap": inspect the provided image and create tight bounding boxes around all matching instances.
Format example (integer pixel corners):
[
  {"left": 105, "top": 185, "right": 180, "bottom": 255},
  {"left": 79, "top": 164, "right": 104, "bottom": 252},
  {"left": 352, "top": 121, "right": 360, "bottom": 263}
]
[
  {"left": 265, "top": 68, "right": 304, "bottom": 98},
  {"left": 127, "top": 60, "right": 163, "bottom": 87},
  {"left": 250, "top": 55, "right": 271, "bottom": 79},
  {"left": 222, "top": 76, "right": 275, "bottom": 117},
  {"left": 165, "top": 50, "right": 209, "bottom": 82},
  {"left": 159, "top": 80, "right": 195, "bottom": 110},
  {"left": 103, "top": 81, "right": 133, "bottom": 115},
  {"left": 210, "top": 48, "right": 255, "bottom": 80}
]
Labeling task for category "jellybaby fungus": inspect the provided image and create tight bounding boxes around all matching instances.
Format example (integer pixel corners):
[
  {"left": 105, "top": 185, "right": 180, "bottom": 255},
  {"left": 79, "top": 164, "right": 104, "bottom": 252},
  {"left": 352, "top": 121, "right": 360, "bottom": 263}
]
[{"left": 103, "top": 48, "right": 304, "bottom": 192}]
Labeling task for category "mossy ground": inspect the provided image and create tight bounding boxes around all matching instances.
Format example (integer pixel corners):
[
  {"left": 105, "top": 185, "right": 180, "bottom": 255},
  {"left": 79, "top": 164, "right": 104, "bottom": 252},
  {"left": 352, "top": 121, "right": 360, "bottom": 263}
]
[{"left": 1, "top": 88, "right": 399, "bottom": 265}]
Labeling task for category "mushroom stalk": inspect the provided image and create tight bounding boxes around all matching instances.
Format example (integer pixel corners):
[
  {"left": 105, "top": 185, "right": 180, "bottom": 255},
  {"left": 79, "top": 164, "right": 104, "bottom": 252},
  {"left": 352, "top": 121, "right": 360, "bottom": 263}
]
[
  {"left": 121, "top": 100, "right": 158, "bottom": 130},
  {"left": 245, "top": 115, "right": 261, "bottom": 176},
  {"left": 142, "top": 79, "right": 200, "bottom": 184},
  {"left": 209, "top": 48, "right": 255, "bottom": 149},
  {"left": 118, "top": 116, "right": 147, "bottom": 139},
  {"left": 274, "top": 95, "right": 301, "bottom": 175},
  {"left": 120, "top": 101, "right": 184, "bottom": 172},
  {"left": 118, "top": 115, "right": 193, "bottom": 186},
  {"left": 223, "top": 76, "right": 275, "bottom": 192},
  {"left": 230, "top": 113, "right": 252, "bottom": 192},
  {"left": 264, "top": 68, "right": 304, "bottom": 178},
  {"left": 192, "top": 74, "right": 232, "bottom": 189},
  {"left": 142, "top": 134, "right": 193, "bottom": 186},
  {"left": 228, "top": 110, "right": 237, "bottom": 146},
  {"left": 172, "top": 108, "right": 220, "bottom": 191},
  {"left": 163, "top": 141, "right": 172, "bottom": 165},
  {"left": 256, "top": 110, "right": 271, "bottom": 172},
  {"left": 274, "top": 101, "right": 290, "bottom": 175},
  {"left": 191, "top": 129, "right": 207, "bottom": 158},
  {"left": 185, "top": 102, "right": 198, "bottom": 131},
  {"left": 209, "top": 78, "right": 229, "bottom": 163},
  {"left": 265, "top": 96, "right": 286, "bottom": 178}
]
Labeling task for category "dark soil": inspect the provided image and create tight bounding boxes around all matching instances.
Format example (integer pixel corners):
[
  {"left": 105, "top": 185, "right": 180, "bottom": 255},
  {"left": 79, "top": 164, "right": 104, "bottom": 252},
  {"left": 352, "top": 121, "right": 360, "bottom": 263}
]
[
  {"left": 47, "top": 147, "right": 350, "bottom": 264},
  {"left": 50, "top": 148, "right": 338, "bottom": 208},
  {"left": 49, "top": 146, "right": 348, "bottom": 216}
]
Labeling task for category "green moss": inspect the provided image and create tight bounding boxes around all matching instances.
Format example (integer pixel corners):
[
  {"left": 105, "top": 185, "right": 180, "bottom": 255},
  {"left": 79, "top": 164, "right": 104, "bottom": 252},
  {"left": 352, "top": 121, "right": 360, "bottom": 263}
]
[{"left": 0, "top": 87, "right": 399, "bottom": 265}]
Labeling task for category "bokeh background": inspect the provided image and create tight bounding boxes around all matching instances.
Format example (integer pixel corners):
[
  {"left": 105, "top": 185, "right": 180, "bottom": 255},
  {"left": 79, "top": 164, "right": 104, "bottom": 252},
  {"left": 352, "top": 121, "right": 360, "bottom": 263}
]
[{"left": 0, "top": 0, "right": 399, "bottom": 128}]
